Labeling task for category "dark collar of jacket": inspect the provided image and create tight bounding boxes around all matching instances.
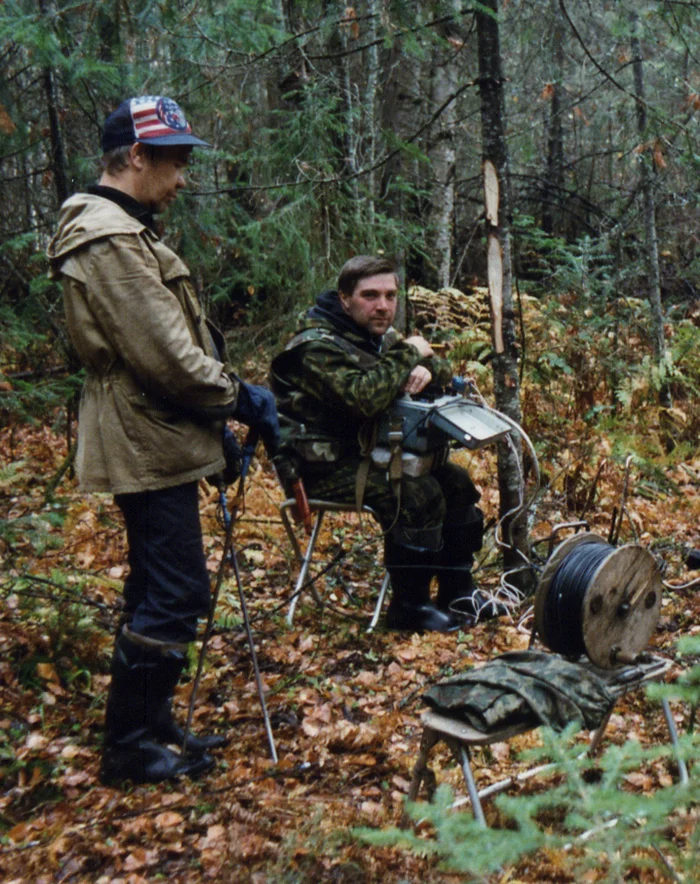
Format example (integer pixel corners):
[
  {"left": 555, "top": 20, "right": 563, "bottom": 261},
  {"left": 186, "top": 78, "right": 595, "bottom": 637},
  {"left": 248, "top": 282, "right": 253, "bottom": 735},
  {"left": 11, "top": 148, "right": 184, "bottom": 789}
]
[
  {"left": 307, "top": 289, "right": 383, "bottom": 356},
  {"left": 86, "top": 184, "right": 158, "bottom": 234}
]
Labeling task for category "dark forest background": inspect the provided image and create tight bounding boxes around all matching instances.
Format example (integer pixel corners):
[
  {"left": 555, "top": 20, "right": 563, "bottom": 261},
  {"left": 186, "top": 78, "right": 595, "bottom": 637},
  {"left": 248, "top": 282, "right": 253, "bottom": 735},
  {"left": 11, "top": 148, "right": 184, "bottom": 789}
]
[{"left": 2, "top": 0, "right": 698, "bottom": 371}]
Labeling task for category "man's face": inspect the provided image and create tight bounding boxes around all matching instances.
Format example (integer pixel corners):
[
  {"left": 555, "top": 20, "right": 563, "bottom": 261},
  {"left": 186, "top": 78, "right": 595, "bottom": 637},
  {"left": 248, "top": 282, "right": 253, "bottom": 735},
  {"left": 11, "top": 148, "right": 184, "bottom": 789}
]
[
  {"left": 133, "top": 144, "right": 192, "bottom": 214},
  {"left": 338, "top": 272, "right": 398, "bottom": 335}
]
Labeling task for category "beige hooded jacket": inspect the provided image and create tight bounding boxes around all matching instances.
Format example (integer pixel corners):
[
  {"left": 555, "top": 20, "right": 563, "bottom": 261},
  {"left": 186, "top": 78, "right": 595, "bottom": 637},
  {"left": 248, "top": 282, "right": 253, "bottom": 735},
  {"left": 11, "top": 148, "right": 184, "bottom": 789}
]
[{"left": 47, "top": 193, "right": 238, "bottom": 494}]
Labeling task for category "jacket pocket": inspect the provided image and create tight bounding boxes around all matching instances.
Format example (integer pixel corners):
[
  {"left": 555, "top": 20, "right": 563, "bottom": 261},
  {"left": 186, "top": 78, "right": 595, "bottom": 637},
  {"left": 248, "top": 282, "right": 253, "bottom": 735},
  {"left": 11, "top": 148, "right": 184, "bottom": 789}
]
[{"left": 110, "top": 374, "right": 220, "bottom": 482}]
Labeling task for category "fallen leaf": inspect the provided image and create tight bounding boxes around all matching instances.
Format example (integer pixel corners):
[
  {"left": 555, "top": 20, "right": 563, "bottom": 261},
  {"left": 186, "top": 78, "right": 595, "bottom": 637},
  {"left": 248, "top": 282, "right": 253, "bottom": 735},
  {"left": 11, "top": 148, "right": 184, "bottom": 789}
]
[
  {"left": 155, "top": 811, "right": 184, "bottom": 829},
  {"left": 123, "top": 847, "right": 159, "bottom": 871},
  {"left": 25, "top": 733, "right": 49, "bottom": 750}
]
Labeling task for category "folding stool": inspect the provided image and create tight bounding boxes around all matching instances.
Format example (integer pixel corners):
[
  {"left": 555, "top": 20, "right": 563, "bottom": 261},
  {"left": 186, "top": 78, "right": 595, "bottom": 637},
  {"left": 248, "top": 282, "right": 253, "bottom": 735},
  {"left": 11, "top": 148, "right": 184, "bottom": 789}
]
[
  {"left": 279, "top": 496, "right": 391, "bottom": 631},
  {"left": 407, "top": 654, "right": 688, "bottom": 827}
]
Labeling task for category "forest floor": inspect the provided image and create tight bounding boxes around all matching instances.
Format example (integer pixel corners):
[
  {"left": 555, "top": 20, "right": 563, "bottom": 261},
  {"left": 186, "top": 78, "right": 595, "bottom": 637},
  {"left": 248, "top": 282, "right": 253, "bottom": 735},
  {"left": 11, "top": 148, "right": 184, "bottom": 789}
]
[{"left": 1, "top": 412, "right": 699, "bottom": 883}]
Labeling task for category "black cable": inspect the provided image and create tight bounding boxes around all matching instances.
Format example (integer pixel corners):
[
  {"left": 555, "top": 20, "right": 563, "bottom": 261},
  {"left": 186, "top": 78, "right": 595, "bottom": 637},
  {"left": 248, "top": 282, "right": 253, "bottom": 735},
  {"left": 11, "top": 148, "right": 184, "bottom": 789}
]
[{"left": 541, "top": 540, "right": 614, "bottom": 656}]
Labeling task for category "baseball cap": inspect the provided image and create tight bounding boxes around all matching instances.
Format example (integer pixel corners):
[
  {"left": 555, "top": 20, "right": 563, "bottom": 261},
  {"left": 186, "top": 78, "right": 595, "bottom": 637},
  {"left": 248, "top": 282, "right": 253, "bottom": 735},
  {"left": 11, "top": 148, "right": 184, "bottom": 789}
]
[{"left": 101, "top": 95, "right": 211, "bottom": 153}]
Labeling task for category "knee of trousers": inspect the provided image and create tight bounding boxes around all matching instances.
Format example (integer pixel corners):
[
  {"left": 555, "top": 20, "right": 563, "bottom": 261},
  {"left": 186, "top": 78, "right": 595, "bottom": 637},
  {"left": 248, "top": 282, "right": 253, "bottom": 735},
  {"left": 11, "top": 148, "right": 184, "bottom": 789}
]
[
  {"left": 388, "top": 522, "right": 443, "bottom": 553},
  {"left": 441, "top": 504, "right": 484, "bottom": 560},
  {"left": 389, "top": 474, "right": 446, "bottom": 548}
]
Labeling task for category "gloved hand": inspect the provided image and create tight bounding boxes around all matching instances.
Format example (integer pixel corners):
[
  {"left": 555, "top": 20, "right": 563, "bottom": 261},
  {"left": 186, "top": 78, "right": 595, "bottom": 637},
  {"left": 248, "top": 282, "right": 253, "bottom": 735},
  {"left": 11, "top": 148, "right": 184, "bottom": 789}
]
[
  {"left": 233, "top": 380, "right": 281, "bottom": 457},
  {"left": 222, "top": 425, "right": 242, "bottom": 485}
]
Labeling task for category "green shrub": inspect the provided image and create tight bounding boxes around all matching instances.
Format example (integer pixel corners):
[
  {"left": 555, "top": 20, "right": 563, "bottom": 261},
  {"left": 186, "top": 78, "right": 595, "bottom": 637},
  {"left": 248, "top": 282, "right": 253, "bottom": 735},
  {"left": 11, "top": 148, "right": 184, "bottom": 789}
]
[{"left": 355, "top": 636, "right": 700, "bottom": 882}]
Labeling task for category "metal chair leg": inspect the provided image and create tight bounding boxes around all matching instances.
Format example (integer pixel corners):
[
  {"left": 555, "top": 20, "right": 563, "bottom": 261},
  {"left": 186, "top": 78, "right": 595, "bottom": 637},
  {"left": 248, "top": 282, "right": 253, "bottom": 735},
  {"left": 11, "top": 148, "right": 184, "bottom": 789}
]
[
  {"left": 367, "top": 572, "right": 391, "bottom": 633},
  {"left": 286, "top": 510, "right": 325, "bottom": 625},
  {"left": 661, "top": 697, "right": 689, "bottom": 785},
  {"left": 281, "top": 497, "right": 391, "bottom": 628},
  {"left": 450, "top": 739, "right": 487, "bottom": 827}
]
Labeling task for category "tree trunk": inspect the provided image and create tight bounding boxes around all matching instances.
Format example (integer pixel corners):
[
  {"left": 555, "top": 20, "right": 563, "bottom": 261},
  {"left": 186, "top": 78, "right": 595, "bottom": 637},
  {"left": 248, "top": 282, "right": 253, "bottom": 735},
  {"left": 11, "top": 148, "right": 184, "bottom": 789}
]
[
  {"left": 427, "top": 8, "right": 459, "bottom": 290},
  {"left": 39, "top": 0, "right": 69, "bottom": 205},
  {"left": 542, "top": 0, "right": 565, "bottom": 236},
  {"left": 363, "top": 0, "right": 380, "bottom": 230},
  {"left": 475, "top": 0, "right": 531, "bottom": 590},
  {"left": 338, "top": 2, "right": 361, "bottom": 224},
  {"left": 631, "top": 12, "right": 672, "bottom": 414}
]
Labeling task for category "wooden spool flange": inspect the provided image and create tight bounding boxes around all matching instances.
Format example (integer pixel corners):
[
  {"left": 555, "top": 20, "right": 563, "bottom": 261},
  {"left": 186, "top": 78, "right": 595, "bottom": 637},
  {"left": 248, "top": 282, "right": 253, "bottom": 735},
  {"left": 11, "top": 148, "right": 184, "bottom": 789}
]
[{"left": 534, "top": 534, "right": 662, "bottom": 668}]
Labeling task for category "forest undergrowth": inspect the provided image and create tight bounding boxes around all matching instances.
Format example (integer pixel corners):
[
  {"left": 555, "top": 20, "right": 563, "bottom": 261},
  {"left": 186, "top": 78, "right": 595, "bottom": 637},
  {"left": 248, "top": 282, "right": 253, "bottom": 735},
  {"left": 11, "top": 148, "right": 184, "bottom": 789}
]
[{"left": 1, "top": 292, "right": 699, "bottom": 883}]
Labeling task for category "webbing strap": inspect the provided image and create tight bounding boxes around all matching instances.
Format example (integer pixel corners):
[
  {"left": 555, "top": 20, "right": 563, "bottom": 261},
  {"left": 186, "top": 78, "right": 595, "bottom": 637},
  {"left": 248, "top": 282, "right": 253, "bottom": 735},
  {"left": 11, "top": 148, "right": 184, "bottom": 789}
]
[{"left": 122, "top": 625, "right": 188, "bottom": 655}]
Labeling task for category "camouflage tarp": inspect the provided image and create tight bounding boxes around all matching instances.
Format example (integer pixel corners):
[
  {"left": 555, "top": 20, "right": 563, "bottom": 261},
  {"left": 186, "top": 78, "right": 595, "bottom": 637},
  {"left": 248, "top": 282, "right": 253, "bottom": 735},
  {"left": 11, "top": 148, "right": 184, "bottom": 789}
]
[{"left": 423, "top": 650, "right": 616, "bottom": 733}]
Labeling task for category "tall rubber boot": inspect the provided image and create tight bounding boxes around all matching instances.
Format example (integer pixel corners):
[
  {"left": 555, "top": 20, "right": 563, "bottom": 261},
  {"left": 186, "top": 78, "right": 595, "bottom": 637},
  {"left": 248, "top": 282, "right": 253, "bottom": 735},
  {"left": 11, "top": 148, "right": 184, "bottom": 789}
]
[
  {"left": 384, "top": 534, "right": 458, "bottom": 632},
  {"left": 151, "top": 650, "right": 228, "bottom": 755},
  {"left": 436, "top": 505, "right": 508, "bottom": 620},
  {"left": 100, "top": 630, "right": 214, "bottom": 786}
]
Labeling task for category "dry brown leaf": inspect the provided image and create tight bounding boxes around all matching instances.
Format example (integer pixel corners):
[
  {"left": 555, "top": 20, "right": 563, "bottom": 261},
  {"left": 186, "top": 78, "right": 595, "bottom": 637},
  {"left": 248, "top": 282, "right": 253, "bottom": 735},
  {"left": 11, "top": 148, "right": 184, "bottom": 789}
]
[
  {"left": 35, "top": 662, "right": 60, "bottom": 683},
  {"left": 624, "top": 772, "right": 654, "bottom": 791},
  {"left": 25, "top": 733, "right": 49, "bottom": 750},
  {"left": 123, "top": 847, "right": 159, "bottom": 871},
  {"left": 154, "top": 811, "right": 184, "bottom": 829}
]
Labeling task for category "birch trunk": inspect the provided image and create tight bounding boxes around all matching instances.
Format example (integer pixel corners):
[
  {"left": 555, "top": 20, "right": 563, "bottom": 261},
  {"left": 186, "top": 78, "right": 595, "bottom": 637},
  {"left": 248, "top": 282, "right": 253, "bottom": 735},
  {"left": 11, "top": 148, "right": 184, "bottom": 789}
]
[{"left": 428, "top": 57, "right": 457, "bottom": 289}]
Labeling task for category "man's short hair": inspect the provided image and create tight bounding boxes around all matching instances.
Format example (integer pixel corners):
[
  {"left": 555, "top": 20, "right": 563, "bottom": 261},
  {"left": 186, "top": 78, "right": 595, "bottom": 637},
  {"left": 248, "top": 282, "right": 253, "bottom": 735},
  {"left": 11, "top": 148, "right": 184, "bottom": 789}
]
[
  {"left": 100, "top": 145, "right": 132, "bottom": 175},
  {"left": 100, "top": 143, "right": 163, "bottom": 175},
  {"left": 337, "top": 255, "right": 397, "bottom": 296}
]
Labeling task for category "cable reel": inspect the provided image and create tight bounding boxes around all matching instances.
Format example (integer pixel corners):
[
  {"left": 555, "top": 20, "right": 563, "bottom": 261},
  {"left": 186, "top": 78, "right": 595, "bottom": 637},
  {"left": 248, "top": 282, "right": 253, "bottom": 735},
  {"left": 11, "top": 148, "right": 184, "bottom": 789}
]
[{"left": 534, "top": 534, "right": 662, "bottom": 669}]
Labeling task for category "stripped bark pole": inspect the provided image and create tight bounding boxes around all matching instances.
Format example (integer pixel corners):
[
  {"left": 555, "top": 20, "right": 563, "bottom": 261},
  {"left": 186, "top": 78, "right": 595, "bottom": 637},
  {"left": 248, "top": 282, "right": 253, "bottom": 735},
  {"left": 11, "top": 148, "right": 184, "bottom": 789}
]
[{"left": 483, "top": 160, "right": 504, "bottom": 355}]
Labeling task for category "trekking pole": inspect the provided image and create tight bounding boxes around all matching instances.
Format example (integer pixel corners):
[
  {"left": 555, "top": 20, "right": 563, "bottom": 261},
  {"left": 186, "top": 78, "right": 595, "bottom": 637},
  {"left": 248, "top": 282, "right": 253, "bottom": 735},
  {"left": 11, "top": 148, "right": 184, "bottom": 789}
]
[{"left": 182, "top": 431, "right": 278, "bottom": 763}]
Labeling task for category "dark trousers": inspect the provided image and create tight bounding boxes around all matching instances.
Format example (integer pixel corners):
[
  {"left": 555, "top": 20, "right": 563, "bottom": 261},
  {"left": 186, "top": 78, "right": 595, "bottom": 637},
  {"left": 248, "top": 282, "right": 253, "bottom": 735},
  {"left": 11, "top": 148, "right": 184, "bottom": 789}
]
[{"left": 114, "top": 481, "right": 211, "bottom": 644}]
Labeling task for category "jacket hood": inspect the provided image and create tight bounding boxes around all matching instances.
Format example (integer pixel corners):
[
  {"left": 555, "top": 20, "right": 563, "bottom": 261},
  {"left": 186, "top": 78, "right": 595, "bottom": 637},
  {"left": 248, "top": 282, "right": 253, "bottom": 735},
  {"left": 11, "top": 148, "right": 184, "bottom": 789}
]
[
  {"left": 47, "top": 192, "right": 147, "bottom": 268},
  {"left": 304, "top": 288, "right": 383, "bottom": 355}
]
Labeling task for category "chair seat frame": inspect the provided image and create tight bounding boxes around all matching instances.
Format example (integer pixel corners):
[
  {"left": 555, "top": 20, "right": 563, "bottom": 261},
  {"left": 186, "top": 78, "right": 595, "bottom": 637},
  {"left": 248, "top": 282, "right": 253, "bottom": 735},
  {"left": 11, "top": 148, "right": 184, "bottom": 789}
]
[{"left": 280, "top": 498, "right": 391, "bottom": 631}]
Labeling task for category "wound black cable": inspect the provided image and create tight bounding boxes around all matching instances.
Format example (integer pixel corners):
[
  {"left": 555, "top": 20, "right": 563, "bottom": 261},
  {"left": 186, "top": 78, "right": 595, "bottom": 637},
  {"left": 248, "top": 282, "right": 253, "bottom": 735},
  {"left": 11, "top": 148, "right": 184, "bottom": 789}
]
[{"left": 541, "top": 539, "right": 614, "bottom": 657}]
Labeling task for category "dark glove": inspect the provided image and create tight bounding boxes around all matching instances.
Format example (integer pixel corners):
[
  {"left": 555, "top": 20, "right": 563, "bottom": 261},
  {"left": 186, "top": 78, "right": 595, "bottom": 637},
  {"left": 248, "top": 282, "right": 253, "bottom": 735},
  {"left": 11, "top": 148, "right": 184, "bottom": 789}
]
[
  {"left": 233, "top": 381, "right": 281, "bottom": 456},
  {"left": 222, "top": 425, "right": 242, "bottom": 485}
]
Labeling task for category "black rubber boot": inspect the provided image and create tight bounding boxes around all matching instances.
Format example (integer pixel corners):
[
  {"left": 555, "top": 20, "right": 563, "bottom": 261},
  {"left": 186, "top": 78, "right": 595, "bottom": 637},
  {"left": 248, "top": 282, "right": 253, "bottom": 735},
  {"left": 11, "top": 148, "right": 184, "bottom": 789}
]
[
  {"left": 384, "top": 537, "right": 459, "bottom": 633},
  {"left": 100, "top": 631, "right": 214, "bottom": 786},
  {"left": 151, "top": 651, "right": 228, "bottom": 754},
  {"left": 686, "top": 549, "right": 700, "bottom": 570}
]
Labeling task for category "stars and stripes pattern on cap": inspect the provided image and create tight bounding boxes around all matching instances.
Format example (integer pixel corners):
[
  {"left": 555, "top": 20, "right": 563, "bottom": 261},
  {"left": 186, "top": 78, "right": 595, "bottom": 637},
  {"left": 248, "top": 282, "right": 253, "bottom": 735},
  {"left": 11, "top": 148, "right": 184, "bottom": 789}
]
[
  {"left": 101, "top": 94, "right": 210, "bottom": 152},
  {"left": 130, "top": 96, "right": 192, "bottom": 140}
]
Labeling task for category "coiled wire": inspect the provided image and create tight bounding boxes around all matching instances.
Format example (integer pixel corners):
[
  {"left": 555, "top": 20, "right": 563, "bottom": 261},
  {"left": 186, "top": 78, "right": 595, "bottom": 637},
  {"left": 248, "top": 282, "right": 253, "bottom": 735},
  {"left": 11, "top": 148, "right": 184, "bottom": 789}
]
[{"left": 540, "top": 539, "right": 614, "bottom": 656}]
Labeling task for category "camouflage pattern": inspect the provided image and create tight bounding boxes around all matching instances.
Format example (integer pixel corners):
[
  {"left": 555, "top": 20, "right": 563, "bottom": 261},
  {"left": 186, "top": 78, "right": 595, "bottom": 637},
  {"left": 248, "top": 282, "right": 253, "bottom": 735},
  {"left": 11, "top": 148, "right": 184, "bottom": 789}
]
[
  {"left": 270, "top": 305, "right": 453, "bottom": 451},
  {"left": 270, "top": 295, "right": 479, "bottom": 547},
  {"left": 423, "top": 650, "right": 616, "bottom": 733},
  {"left": 302, "top": 459, "right": 479, "bottom": 548}
]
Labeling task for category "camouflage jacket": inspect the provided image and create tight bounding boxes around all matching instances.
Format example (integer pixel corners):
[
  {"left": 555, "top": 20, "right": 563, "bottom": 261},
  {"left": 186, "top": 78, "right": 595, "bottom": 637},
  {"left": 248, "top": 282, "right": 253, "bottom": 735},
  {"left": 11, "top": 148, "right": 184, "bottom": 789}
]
[
  {"left": 423, "top": 651, "right": 616, "bottom": 733},
  {"left": 270, "top": 290, "right": 452, "bottom": 461}
]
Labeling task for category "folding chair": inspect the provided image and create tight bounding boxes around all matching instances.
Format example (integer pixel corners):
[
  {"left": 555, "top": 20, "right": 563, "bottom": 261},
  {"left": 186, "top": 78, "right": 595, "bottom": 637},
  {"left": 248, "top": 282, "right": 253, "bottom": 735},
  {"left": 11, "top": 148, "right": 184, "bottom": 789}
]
[
  {"left": 407, "top": 653, "right": 688, "bottom": 827},
  {"left": 279, "top": 496, "right": 391, "bottom": 631}
]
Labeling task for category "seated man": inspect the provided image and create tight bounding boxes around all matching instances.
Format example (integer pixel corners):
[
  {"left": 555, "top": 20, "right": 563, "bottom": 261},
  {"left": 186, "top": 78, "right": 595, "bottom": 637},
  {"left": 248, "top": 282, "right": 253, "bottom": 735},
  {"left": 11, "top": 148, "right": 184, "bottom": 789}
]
[{"left": 270, "top": 255, "right": 502, "bottom": 632}]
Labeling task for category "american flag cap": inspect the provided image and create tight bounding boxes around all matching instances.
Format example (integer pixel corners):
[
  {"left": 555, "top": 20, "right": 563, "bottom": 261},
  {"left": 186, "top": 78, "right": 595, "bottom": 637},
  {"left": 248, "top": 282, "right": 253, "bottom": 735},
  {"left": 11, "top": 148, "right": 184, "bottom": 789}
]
[{"left": 101, "top": 96, "right": 211, "bottom": 153}]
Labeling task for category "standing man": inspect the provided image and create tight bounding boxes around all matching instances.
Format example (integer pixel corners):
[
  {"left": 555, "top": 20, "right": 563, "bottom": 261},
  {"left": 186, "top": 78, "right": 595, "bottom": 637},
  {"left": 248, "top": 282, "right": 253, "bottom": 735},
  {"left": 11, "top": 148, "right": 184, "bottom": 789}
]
[
  {"left": 271, "top": 255, "right": 503, "bottom": 633},
  {"left": 48, "top": 96, "right": 275, "bottom": 785}
]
